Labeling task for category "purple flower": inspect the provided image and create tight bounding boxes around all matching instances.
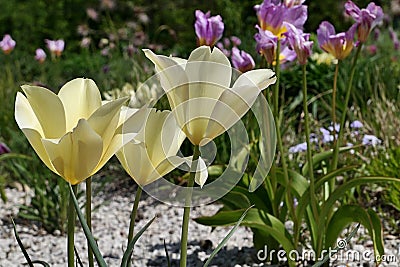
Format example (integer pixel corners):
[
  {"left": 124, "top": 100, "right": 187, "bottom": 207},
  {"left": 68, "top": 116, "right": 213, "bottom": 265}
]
[
  {"left": 285, "top": 4, "right": 307, "bottom": 30},
  {"left": 350, "top": 120, "right": 363, "bottom": 129},
  {"left": 345, "top": 1, "right": 383, "bottom": 43},
  {"left": 362, "top": 134, "right": 381, "bottom": 146},
  {"left": 194, "top": 10, "right": 224, "bottom": 47},
  {"left": 34, "top": 48, "right": 46, "bottom": 63},
  {"left": 310, "top": 133, "right": 318, "bottom": 143},
  {"left": 317, "top": 21, "right": 356, "bottom": 60},
  {"left": 320, "top": 127, "right": 334, "bottom": 143},
  {"left": 0, "top": 34, "right": 16, "bottom": 54},
  {"left": 0, "top": 142, "right": 11, "bottom": 155},
  {"left": 255, "top": 1, "right": 287, "bottom": 36},
  {"left": 46, "top": 39, "right": 65, "bottom": 57},
  {"left": 230, "top": 36, "right": 241, "bottom": 46},
  {"left": 289, "top": 142, "right": 307, "bottom": 153},
  {"left": 255, "top": 0, "right": 307, "bottom": 37},
  {"left": 255, "top": 25, "right": 278, "bottom": 64},
  {"left": 285, "top": 23, "right": 313, "bottom": 65},
  {"left": 231, "top": 47, "right": 255, "bottom": 73},
  {"left": 328, "top": 123, "right": 340, "bottom": 133}
]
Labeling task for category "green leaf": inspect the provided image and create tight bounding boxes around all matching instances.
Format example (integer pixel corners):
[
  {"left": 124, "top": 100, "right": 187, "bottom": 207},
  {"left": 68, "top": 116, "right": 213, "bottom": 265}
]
[
  {"left": 312, "top": 223, "right": 360, "bottom": 267},
  {"left": 68, "top": 184, "right": 107, "bottom": 267},
  {"left": 11, "top": 217, "right": 34, "bottom": 267},
  {"left": 195, "top": 208, "right": 295, "bottom": 254},
  {"left": 203, "top": 205, "right": 253, "bottom": 267},
  {"left": 121, "top": 216, "right": 156, "bottom": 267},
  {"left": 325, "top": 205, "right": 384, "bottom": 264},
  {"left": 220, "top": 190, "right": 251, "bottom": 210},
  {"left": 316, "top": 177, "right": 400, "bottom": 257},
  {"left": 301, "top": 146, "right": 357, "bottom": 176},
  {"left": 276, "top": 168, "right": 309, "bottom": 197}
]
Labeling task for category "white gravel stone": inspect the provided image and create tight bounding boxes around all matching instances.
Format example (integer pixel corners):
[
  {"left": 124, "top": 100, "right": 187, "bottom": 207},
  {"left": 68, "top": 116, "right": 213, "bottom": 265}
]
[{"left": 1, "top": 186, "right": 399, "bottom": 266}]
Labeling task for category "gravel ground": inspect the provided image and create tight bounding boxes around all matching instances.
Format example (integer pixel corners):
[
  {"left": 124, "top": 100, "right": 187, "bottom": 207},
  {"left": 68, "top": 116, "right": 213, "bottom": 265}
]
[{"left": 1, "top": 184, "right": 399, "bottom": 267}]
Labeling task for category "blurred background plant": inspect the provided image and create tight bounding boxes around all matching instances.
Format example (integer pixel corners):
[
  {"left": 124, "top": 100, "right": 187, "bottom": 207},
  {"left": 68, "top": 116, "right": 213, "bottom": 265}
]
[{"left": 0, "top": 0, "right": 399, "bottom": 255}]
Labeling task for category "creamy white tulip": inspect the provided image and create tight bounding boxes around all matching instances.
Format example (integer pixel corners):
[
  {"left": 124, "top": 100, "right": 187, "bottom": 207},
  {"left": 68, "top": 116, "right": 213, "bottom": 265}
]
[
  {"left": 117, "top": 108, "right": 207, "bottom": 186},
  {"left": 15, "top": 78, "right": 139, "bottom": 184},
  {"left": 144, "top": 46, "right": 276, "bottom": 146}
]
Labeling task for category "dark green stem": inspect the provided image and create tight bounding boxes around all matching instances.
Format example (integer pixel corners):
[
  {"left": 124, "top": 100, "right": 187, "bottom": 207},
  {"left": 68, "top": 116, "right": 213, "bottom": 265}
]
[
  {"left": 273, "top": 39, "right": 297, "bottom": 245},
  {"left": 127, "top": 186, "right": 143, "bottom": 267},
  {"left": 68, "top": 184, "right": 78, "bottom": 267},
  {"left": 86, "top": 177, "right": 94, "bottom": 267},
  {"left": 302, "top": 65, "right": 318, "bottom": 218},
  {"left": 180, "top": 145, "right": 200, "bottom": 267},
  {"left": 331, "top": 44, "right": 363, "bottom": 170}
]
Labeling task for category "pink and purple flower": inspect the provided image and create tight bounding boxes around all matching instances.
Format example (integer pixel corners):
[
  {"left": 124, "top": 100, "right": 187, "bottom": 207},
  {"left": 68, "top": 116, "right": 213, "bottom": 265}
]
[
  {"left": 0, "top": 34, "right": 16, "bottom": 54},
  {"left": 344, "top": 0, "right": 383, "bottom": 43},
  {"left": 194, "top": 10, "right": 224, "bottom": 47},
  {"left": 231, "top": 47, "right": 255, "bottom": 73},
  {"left": 317, "top": 21, "right": 356, "bottom": 60}
]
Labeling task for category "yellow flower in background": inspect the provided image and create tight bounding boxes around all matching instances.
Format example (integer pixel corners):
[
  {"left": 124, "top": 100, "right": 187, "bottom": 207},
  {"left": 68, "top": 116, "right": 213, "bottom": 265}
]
[
  {"left": 117, "top": 108, "right": 201, "bottom": 186},
  {"left": 144, "top": 46, "right": 276, "bottom": 146},
  {"left": 15, "top": 78, "right": 138, "bottom": 185}
]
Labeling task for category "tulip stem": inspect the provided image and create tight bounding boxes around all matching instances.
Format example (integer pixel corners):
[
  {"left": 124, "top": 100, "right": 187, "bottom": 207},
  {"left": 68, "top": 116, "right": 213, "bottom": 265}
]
[
  {"left": 180, "top": 145, "right": 200, "bottom": 267},
  {"left": 301, "top": 65, "right": 318, "bottom": 219},
  {"left": 273, "top": 39, "right": 297, "bottom": 236},
  {"left": 127, "top": 186, "right": 143, "bottom": 267},
  {"left": 86, "top": 177, "right": 94, "bottom": 267},
  {"left": 68, "top": 184, "right": 78, "bottom": 267},
  {"left": 331, "top": 44, "right": 362, "bottom": 171}
]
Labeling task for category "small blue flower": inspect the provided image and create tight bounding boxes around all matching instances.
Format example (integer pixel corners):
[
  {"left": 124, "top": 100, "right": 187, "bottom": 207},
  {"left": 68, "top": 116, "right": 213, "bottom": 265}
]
[
  {"left": 289, "top": 142, "right": 307, "bottom": 153},
  {"left": 362, "top": 134, "right": 381, "bottom": 146},
  {"left": 320, "top": 127, "right": 334, "bottom": 143},
  {"left": 350, "top": 120, "right": 364, "bottom": 128}
]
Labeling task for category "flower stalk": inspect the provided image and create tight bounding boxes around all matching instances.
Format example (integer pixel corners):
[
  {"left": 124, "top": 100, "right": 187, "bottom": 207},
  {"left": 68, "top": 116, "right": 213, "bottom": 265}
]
[
  {"left": 180, "top": 145, "right": 200, "bottom": 267},
  {"left": 127, "top": 186, "right": 143, "bottom": 267},
  {"left": 68, "top": 184, "right": 78, "bottom": 267},
  {"left": 272, "top": 40, "right": 296, "bottom": 229},
  {"left": 331, "top": 44, "right": 363, "bottom": 170},
  {"left": 86, "top": 177, "right": 94, "bottom": 267}
]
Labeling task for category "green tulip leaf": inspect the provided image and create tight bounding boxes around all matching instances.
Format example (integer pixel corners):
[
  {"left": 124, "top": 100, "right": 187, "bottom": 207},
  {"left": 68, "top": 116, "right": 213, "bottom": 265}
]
[
  {"left": 11, "top": 217, "right": 34, "bottom": 267},
  {"left": 325, "top": 205, "right": 384, "bottom": 264},
  {"left": 203, "top": 205, "right": 253, "bottom": 267},
  {"left": 312, "top": 223, "right": 360, "bottom": 267},
  {"left": 68, "top": 184, "right": 107, "bottom": 267},
  {"left": 301, "top": 146, "right": 357, "bottom": 176},
  {"left": 195, "top": 208, "right": 295, "bottom": 254},
  {"left": 121, "top": 216, "right": 156, "bottom": 267}
]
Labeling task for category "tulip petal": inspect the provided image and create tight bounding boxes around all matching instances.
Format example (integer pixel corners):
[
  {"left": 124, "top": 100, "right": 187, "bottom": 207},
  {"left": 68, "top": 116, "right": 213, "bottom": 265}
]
[
  {"left": 146, "top": 155, "right": 187, "bottom": 185},
  {"left": 21, "top": 85, "right": 66, "bottom": 139},
  {"left": 94, "top": 132, "right": 138, "bottom": 174},
  {"left": 186, "top": 46, "right": 232, "bottom": 91},
  {"left": 21, "top": 128, "right": 57, "bottom": 173},
  {"left": 143, "top": 49, "right": 188, "bottom": 99},
  {"left": 42, "top": 119, "right": 103, "bottom": 184},
  {"left": 232, "top": 68, "right": 276, "bottom": 91},
  {"left": 116, "top": 141, "right": 150, "bottom": 185},
  {"left": 15, "top": 92, "right": 44, "bottom": 136},
  {"left": 58, "top": 78, "right": 102, "bottom": 132},
  {"left": 194, "top": 156, "right": 208, "bottom": 187},
  {"left": 88, "top": 97, "right": 128, "bottom": 153}
]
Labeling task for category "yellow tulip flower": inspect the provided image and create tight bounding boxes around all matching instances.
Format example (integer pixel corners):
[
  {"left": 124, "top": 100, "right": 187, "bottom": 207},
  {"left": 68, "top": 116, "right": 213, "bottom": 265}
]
[
  {"left": 117, "top": 108, "right": 209, "bottom": 186},
  {"left": 144, "top": 46, "right": 276, "bottom": 146},
  {"left": 15, "top": 78, "right": 139, "bottom": 185}
]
